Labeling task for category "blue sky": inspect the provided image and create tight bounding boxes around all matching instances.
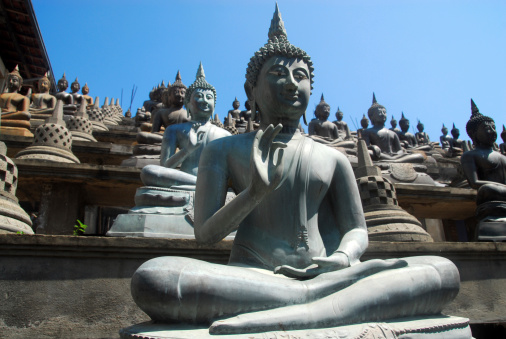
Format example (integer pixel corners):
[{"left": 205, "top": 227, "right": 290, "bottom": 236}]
[{"left": 32, "top": 0, "right": 506, "bottom": 142}]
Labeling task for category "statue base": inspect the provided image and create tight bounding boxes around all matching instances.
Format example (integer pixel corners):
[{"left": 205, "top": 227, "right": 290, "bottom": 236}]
[
  {"left": 15, "top": 145, "right": 80, "bottom": 163},
  {"left": 475, "top": 201, "right": 506, "bottom": 241},
  {"left": 119, "top": 316, "right": 471, "bottom": 339},
  {"left": 0, "top": 126, "right": 34, "bottom": 138}
]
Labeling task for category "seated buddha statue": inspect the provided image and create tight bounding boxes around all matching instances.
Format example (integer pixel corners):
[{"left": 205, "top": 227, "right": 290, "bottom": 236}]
[
  {"left": 70, "top": 77, "right": 82, "bottom": 105},
  {"left": 29, "top": 72, "right": 56, "bottom": 120},
  {"left": 361, "top": 94, "right": 424, "bottom": 163},
  {"left": 451, "top": 123, "right": 465, "bottom": 155},
  {"left": 389, "top": 115, "right": 401, "bottom": 135},
  {"left": 332, "top": 107, "right": 352, "bottom": 140},
  {"left": 500, "top": 125, "right": 506, "bottom": 155},
  {"left": 415, "top": 120, "right": 431, "bottom": 146},
  {"left": 0, "top": 65, "right": 32, "bottom": 136},
  {"left": 81, "top": 83, "right": 93, "bottom": 107},
  {"left": 142, "top": 87, "right": 158, "bottom": 114},
  {"left": 356, "top": 113, "right": 369, "bottom": 138},
  {"left": 140, "top": 63, "right": 231, "bottom": 188},
  {"left": 151, "top": 71, "right": 188, "bottom": 134},
  {"left": 54, "top": 73, "right": 76, "bottom": 114},
  {"left": 461, "top": 99, "right": 506, "bottom": 239},
  {"left": 399, "top": 113, "right": 432, "bottom": 151},
  {"left": 226, "top": 97, "right": 248, "bottom": 132},
  {"left": 308, "top": 94, "right": 339, "bottom": 140},
  {"left": 240, "top": 100, "right": 252, "bottom": 121},
  {"left": 440, "top": 124, "right": 453, "bottom": 151},
  {"left": 130, "top": 6, "right": 462, "bottom": 335}
]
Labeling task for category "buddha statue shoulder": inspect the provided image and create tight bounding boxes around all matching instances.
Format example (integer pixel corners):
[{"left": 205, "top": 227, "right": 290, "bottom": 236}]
[
  {"left": 0, "top": 65, "right": 31, "bottom": 130},
  {"left": 361, "top": 94, "right": 424, "bottom": 163},
  {"left": 29, "top": 72, "right": 56, "bottom": 118},
  {"left": 130, "top": 6, "right": 461, "bottom": 335},
  {"left": 308, "top": 94, "right": 339, "bottom": 140}
]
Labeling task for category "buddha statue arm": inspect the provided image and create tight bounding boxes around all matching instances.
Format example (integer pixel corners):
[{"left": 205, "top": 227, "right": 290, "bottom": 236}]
[
  {"left": 160, "top": 126, "right": 179, "bottom": 167},
  {"left": 308, "top": 121, "right": 316, "bottom": 135},
  {"left": 461, "top": 152, "right": 500, "bottom": 189},
  {"left": 345, "top": 124, "right": 352, "bottom": 139},
  {"left": 151, "top": 110, "right": 163, "bottom": 133},
  {"left": 194, "top": 125, "right": 286, "bottom": 244}
]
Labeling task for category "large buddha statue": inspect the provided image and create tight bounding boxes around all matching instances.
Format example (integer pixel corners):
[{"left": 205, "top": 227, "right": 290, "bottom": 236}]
[
  {"left": 151, "top": 71, "right": 188, "bottom": 133},
  {"left": 29, "top": 72, "right": 56, "bottom": 120},
  {"left": 461, "top": 99, "right": 506, "bottom": 240},
  {"left": 415, "top": 120, "right": 431, "bottom": 146},
  {"left": 308, "top": 94, "right": 339, "bottom": 140},
  {"left": 128, "top": 6, "right": 465, "bottom": 337},
  {"left": 440, "top": 124, "right": 453, "bottom": 150},
  {"left": 361, "top": 94, "right": 423, "bottom": 163},
  {"left": 81, "top": 83, "right": 93, "bottom": 107},
  {"left": 332, "top": 106, "right": 352, "bottom": 140},
  {"left": 0, "top": 65, "right": 32, "bottom": 136}
]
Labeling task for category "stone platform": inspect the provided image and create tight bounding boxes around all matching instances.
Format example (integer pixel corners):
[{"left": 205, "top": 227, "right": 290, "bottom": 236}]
[{"left": 120, "top": 316, "right": 472, "bottom": 339}]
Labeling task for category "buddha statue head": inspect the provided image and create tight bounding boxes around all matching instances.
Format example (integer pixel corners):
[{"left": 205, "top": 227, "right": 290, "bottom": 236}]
[
  {"left": 451, "top": 123, "right": 460, "bottom": 140},
  {"left": 154, "top": 81, "right": 166, "bottom": 102},
  {"left": 367, "top": 93, "right": 387, "bottom": 126},
  {"left": 399, "top": 112, "right": 409, "bottom": 132},
  {"left": 335, "top": 107, "right": 343, "bottom": 121},
  {"left": 7, "top": 65, "right": 23, "bottom": 93},
  {"left": 57, "top": 73, "right": 68, "bottom": 92},
  {"left": 169, "top": 71, "right": 186, "bottom": 108},
  {"left": 360, "top": 114, "right": 369, "bottom": 129},
  {"left": 442, "top": 124, "right": 448, "bottom": 136},
  {"left": 501, "top": 125, "right": 506, "bottom": 143},
  {"left": 184, "top": 62, "right": 217, "bottom": 122},
  {"left": 244, "top": 4, "right": 314, "bottom": 125},
  {"left": 148, "top": 87, "right": 156, "bottom": 101},
  {"left": 466, "top": 99, "right": 496, "bottom": 147},
  {"left": 233, "top": 97, "right": 240, "bottom": 110},
  {"left": 390, "top": 115, "right": 398, "bottom": 129},
  {"left": 82, "top": 83, "right": 90, "bottom": 95},
  {"left": 315, "top": 94, "right": 330, "bottom": 122},
  {"left": 417, "top": 120, "right": 424, "bottom": 132},
  {"left": 70, "top": 77, "right": 80, "bottom": 94}
]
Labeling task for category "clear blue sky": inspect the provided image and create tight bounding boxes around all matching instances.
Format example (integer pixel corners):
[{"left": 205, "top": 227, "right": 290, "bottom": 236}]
[{"left": 32, "top": 0, "right": 506, "bottom": 142}]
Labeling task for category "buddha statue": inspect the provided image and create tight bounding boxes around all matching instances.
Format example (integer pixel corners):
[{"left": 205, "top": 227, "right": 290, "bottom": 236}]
[
  {"left": 81, "top": 83, "right": 93, "bottom": 107},
  {"left": 397, "top": 112, "right": 418, "bottom": 147},
  {"left": 55, "top": 73, "right": 77, "bottom": 115},
  {"left": 109, "top": 63, "right": 231, "bottom": 237},
  {"left": 389, "top": 115, "right": 401, "bottom": 134},
  {"left": 228, "top": 97, "right": 242, "bottom": 121},
  {"left": 440, "top": 124, "right": 453, "bottom": 150},
  {"left": 356, "top": 113, "right": 369, "bottom": 138},
  {"left": 127, "top": 6, "right": 464, "bottom": 337},
  {"left": 361, "top": 94, "right": 423, "bottom": 163},
  {"left": 142, "top": 87, "right": 159, "bottom": 114},
  {"left": 500, "top": 125, "right": 506, "bottom": 155},
  {"left": 308, "top": 94, "right": 339, "bottom": 140},
  {"left": 461, "top": 99, "right": 506, "bottom": 240},
  {"left": 415, "top": 120, "right": 431, "bottom": 146},
  {"left": 332, "top": 107, "right": 352, "bottom": 140},
  {"left": 0, "top": 65, "right": 32, "bottom": 137},
  {"left": 29, "top": 72, "right": 56, "bottom": 120},
  {"left": 70, "top": 77, "right": 82, "bottom": 104},
  {"left": 240, "top": 100, "right": 252, "bottom": 121},
  {"left": 151, "top": 71, "right": 188, "bottom": 133},
  {"left": 451, "top": 123, "right": 465, "bottom": 154}
]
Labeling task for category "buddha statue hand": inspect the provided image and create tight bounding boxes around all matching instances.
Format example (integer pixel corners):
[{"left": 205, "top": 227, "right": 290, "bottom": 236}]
[
  {"left": 274, "top": 251, "right": 350, "bottom": 279},
  {"left": 185, "top": 122, "right": 206, "bottom": 153},
  {"left": 248, "top": 124, "right": 287, "bottom": 203}
]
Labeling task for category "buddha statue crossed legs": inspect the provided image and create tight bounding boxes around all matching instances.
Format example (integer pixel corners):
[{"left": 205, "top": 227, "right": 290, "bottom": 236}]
[
  {"left": 130, "top": 5, "right": 462, "bottom": 336},
  {"left": 0, "top": 66, "right": 32, "bottom": 136}
]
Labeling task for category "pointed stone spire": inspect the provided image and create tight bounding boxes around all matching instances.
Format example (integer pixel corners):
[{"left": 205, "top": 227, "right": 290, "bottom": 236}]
[
  {"left": 172, "top": 70, "right": 186, "bottom": 88},
  {"left": 116, "top": 98, "right": 120, "bottom": 106},
  {"left": 471, "top": 98, "right": 480, "bottom": 116},
  {"left": 160, "top": 80, "right": 166, "bottom": 88},
  {"left": 47, "top": 99, "right": 65, "bottom": 125},
  {"left": 453, "top": 123, "right": 456, "bottom": 129},
  {"left": 93, "top": 97, "right": 100, "bottom": 109},
  {"left": 320, "top": 93, "right": 325, "bottom": 102},
  {"left": 76, "top": 97, "right": 88, "bottom": 118},
  {"left": 62, "top": 72, "right": 66, "bottom": 79},
  {"left": 355, "top": 140, "right": 381, "bottom": 177},
  {"left": 110, "top": 98, "right": 114, "bottom": 106},
  {"left": 103, "top": 97, "right": 109, "bottom": 107},
  {"left": 372, "top": 92, "right": 377, "bottom": 105},
  {"left": 196, "top": 62, "right": 205, "bottom": 79},
  {"left": 268, "top": 3, "right": 287, "bottom": 41},
  {"left": 176, "top": 70, "right": 182, "bottom": 82},
  {"left": 503, "top": 125, "right": 506, "bottom": 133}
]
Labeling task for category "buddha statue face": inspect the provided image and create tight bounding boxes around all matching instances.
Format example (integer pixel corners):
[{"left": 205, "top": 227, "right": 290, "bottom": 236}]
[
  {"left": 188, "top": 88, "right": 215, "bottom": 121},
  {"left": 57, "top": 79, "right": 68, "bottom": 92},
  {"left": 71, "top": 80, "right": 80, "bottom": 93},
  {"left": 82, "top": 86, "right": 89, "bottom": 95},
  {"left": 399, "top": 119, "right": 409, "bottom": 132},
  {"left": 417, "top": 123, "right": 424, "bottom": 132},
  {"left": 38, "top": 78, "right": 50, "bottom": 93},
  {"left": 451, "top": 128, "right": 460, "bottom": 139},
  {"left": 7, "top": 75, "right": 21, "bottom": 92},
  {"left": 316, "top": 104, "right": 330, "bottom": 122},
  {"left": 233, "top": 100, "right": 240, "bottom": 110},
  {"left": 252, "top": 56, "right": 310, "bottom": 122},
  {"left": 369, "top": 106, "right": 387, "bottom": 126},
  {"left": 360, "top": 116, "right": 369, "bottom": 129},
  {"left": 390, "top": 118, "right": 397, "bottom": 128},
  {"left": 442, "top": 127, "right": 448, "bottom": 135},
  {"left": 336, "top": 111, "right": 343, "bottom": 121},
  {"left": 475, "top": 121, "right": 497, "bottom": 147},
  {"left": 169, "top": 86, "right": 186, "bottom": 107}
]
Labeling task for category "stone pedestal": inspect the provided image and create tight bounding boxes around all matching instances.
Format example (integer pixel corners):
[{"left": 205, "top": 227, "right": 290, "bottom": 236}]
[
  {"left": 0, "top": 126, "right": 33, "bottom": 137},
  {"left": 120, "top": 316, "right": 471, "bottom": 339},
  {"left": 475, "top": 201, "right": 506, "bottom": 241}
]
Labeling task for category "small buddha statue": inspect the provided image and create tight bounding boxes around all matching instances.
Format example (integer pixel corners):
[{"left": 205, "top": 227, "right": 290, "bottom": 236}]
[
  {"left": 451, "top": 123, "right": 465, "bottom": 151},
  {"left": 356, "top": 113, "right": 369, "bottom": 138},
  {"left": 240, "top": 100, "right": 252, "bottom": 122},
  {"left": 142, "top": 87, "right": 158, "bottom": 114},
  {"left": 415, "top": 120, "right": 431, "bottom": 146},
  {"left": 500, "top": 125, "right": 506, "bottom": 155},
  {"left": 151, "top": 71, "right": 188, "bottom": 133},
  {"left": 397, "top": 112, "right": 418, "bottom": 148},
  {"left": 440, "top": 124, "right": 453, "bottom": 150},
  {"left": 308, "top": 94, "right": 339, "bottom": 140},
  {"left": 81, "top": 83, "right": 93, "bottom": 107},
  {"left": 54, "top": 73, "right": 74, "bottom": 105},
  {"left": 127, "top": 7, "right": 464, "bottom": 335},
  {"left": 70, "top": 77, "right": 82, "bottom": 104},
  {"left": 389, "top": 115, "right": 401, "bottom": 134},
  {"left": 332, "top": 107, "right": 351, "bottom": 140},
  {"left": 228, "top": 97, "right": 242, "bottom": 121},
  {"left": 361, "top": 93, "right": 423, "bottom": 162},
  {"left": 29, "top": 72, "right": 56, "bottom": 119},
  {"left": 461, "top": 99, "right": 506, "bottom": 240},
  {"left": 0, "top": 65, "right": 32, "bottom": 136}
]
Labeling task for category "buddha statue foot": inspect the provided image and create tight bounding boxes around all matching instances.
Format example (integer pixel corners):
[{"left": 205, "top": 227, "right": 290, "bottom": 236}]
[
  {"left": 119, "top": 316, "right": 471, "bottom": 338},
  {"left": 107, "top": 186, "right": 236, "bottom": 239}
]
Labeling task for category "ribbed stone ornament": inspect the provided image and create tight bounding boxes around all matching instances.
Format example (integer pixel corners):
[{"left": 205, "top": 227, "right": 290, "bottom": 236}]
[{"left": 87, "top": 97, "right": 109, "bottom": 131}]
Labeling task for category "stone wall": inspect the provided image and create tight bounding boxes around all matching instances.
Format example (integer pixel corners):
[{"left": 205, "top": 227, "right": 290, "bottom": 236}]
[{"left": 0, "top": 234, "right": 504, "bottom": 338}]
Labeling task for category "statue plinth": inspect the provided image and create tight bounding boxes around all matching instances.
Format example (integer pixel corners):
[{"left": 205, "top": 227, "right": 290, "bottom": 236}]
[
  {"left": 475, "top": 201, "right": 506, "bottom": 241},
  {"left": 0, "top": 126, "right": 34, "bottom": 138}
]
